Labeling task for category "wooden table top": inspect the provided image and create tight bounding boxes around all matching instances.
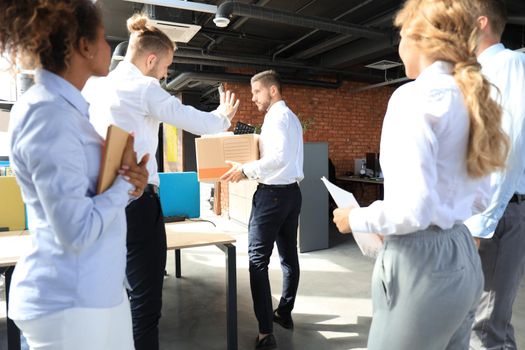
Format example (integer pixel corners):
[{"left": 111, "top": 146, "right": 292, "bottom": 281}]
[
  {"left": 165, "top": 223, "right": 236, "bottom": 249},
  {"left": 0, "top": 231, "right": 30, "bottom": 267},
  {"left": 0, "top": 226, "right": 237, "bottom": 267}
]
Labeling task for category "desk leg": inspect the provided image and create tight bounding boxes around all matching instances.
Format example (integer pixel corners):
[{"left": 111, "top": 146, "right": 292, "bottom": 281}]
[
  {"left": 175, "top": 249, "right": 181, "bottom": 278},
  {"left": 219, "top": 244, "right": 237, "bottom": 350},
  {"left": 5, "top": 267, "right": 21, "bottom": 350}
]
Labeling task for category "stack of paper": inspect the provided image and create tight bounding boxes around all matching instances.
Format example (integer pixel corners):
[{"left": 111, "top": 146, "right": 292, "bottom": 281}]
[{"left": 321, "top": 176, "right": 383, "bottom": 258}]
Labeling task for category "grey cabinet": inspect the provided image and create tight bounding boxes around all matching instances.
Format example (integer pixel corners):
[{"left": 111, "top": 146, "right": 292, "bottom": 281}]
[{"left": 299, "top": 142, "right": 329, "bottom": 253}]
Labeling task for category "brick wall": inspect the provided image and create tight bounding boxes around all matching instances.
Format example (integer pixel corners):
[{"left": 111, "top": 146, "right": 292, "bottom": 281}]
[{"left": 219, "top": 80, "right": 395, "bottom": 216}]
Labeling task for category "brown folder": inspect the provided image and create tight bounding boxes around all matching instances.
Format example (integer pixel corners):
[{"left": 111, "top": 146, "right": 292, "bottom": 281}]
[{"left": 97, "top": 124, "right": 130, "bottom": 194}]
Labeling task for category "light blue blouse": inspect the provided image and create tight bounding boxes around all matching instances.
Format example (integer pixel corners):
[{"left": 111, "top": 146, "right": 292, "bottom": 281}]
[{"left": 8, "top": 69, "right": 133, "bottom": 321}]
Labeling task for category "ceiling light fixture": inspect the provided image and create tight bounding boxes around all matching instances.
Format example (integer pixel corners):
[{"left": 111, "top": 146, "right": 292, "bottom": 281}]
[{"left": 213, "top": 16, "right": 230, "bottom": 28}]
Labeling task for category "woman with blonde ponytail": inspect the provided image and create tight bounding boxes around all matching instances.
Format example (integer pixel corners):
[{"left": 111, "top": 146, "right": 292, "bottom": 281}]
[
  {"left": 333, "top": 0, "right": 508, "bottom": 349},
  {"left": 0, "top": 1, "right": 148, "bottom": 349}
]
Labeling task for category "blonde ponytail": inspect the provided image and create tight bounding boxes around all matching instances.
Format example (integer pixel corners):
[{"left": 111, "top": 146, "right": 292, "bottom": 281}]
[
  {"left": 395, "top": 0, "right": 509, "bottom": 179},
  {"left": 453, "top": 59, "right": 508, "bottom": 178}
]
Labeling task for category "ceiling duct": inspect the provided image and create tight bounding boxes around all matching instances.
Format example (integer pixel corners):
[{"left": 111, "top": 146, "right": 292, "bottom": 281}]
[
  {"left": 124, "top": 0, "right": 217, "bottom": 14},
  {"left": 142, "top": 4, "right": 201, "bottom": 43},
  {"left": 166, "top": 72, "right": 342, "bottom": 92},
  {"left": 214, "top": 1, "right": 388, "bottom": 39}
]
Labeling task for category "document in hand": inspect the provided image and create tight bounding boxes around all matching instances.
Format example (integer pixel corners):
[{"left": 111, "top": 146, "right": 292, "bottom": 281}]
[
  {"left": 97, "top": 124, "right": 130, "bottom": 194},
  {"left": 321, "top": 176, "right": 383, "bottom": 258}
]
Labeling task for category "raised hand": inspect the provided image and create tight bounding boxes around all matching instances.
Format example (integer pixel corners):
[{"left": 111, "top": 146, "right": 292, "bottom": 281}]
[{"left": 217, "top": 88, "right": 240, "bottom": 121}]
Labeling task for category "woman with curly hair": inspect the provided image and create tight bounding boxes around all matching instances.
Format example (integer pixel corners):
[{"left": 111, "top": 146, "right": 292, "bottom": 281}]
[
  {"left": 0, "top": 1, "right": 148, "bottom": 349},
  {"left": 333, "top": 0, "right": 509, "bottom": 349}
]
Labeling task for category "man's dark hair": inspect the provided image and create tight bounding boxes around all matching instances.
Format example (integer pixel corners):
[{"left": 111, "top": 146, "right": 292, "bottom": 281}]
[{"left": 476, "top": 0, "right": 508, "bottom": 37}]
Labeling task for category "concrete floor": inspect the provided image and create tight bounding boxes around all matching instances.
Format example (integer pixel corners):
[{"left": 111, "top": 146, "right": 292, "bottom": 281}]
[{"left": 2, "top": 208, "right": 525, "bottom": 350}]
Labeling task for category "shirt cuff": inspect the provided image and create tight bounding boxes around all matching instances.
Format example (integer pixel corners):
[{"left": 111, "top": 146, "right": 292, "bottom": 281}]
[
  {"left": 241, "top": 162, "right": 258, "bottom": 180},
  {"left": 463, "top": 214, "right": 496, "bottom": 238},
  {"left": 211, "top": 110, "right": 232, "bottom": 130},
  {"left": 349, "top": 207, "right": 371, "bottom": 234}
]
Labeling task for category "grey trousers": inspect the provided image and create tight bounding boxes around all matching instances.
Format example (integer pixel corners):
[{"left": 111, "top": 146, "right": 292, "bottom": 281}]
[
  {"left": 367, "top": 225, "right": 483, "bottom": 350},
  {"left": 470, "top": 200, "right": 525, "bottom": 350}
]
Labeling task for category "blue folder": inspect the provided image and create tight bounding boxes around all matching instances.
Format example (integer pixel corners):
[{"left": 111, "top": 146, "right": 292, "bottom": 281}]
[{"left": 158, "top": 172, "right": 200, "bottom": 219}]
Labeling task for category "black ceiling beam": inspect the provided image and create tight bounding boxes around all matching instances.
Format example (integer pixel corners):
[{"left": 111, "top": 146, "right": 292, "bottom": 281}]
[
  {"left": 214, "top": 1, "right": 388, "bottom": 39},
  {"left": 272, "top": 0, "right": 375, "bottom": 60},
  {"left": 197, "top": 27, "right": 288, "bottom": 45},
  {"left": 165, "top": 71, "right": 343, "bottom": 92},
  {"left": 508, "top": 16, "right": 525, "bottom": 25},
  {"left": 293, "top": 35, "right": 357, "bottom": 60},
  {"left": 319, "top": 36, "right": 400, "bottom": 68},
  {"left": 291, "top": 10, "right": 397, "bottom": 60},
  {"left": 170, "top": 55, "right": 385, "bottom": 83}
]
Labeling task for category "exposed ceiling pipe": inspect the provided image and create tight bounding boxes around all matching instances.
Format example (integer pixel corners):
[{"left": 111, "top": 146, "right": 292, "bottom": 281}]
[
  {"left": 207, "top": 0, "right": 272, "bottom": 51},
  {"left": 213, "top": 1, "right": 388, "bottom": 39},
  {"left": 293, "top": 10, "right": 397, "bottom": 60},
  {"left": 123, "top": 0, "right": 217, "bottom": 14},
  {"left": 349, "top": 77, "right": 409, "bottom": 94},
  {"left": 508, "top": 16, "right": 525, "bottom": 25},
  {"left": 320, "top": 36, "right": 400, "bottom": 68},
  {"left": 272, "top": 0, "right": 375, "bottom": 60},
  {"left": 172, "top": 48, "right": 385, "bottom": 80},
  {"left": 199, "top": 27, "right": 288, "bottom": 44},
  {"left": 166, "top": 72, "right": 343, "bottom": 92}
]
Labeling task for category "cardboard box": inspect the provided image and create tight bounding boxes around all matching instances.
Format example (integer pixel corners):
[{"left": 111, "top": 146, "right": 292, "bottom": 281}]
[{"left": 195, "top": 133, "right": 259, "bottom": 182}]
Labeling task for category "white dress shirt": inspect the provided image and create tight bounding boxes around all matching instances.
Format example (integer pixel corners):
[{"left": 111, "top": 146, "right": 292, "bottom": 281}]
[
  {"left": 350, "top": 61, "right": 485, "bottom": 236},
  {"left": 83, "top": 61, "right": 231, "bottom": 186},
  {"left": 464, "top": 44, "right": 525, "bottom": 238},
  {"left": 8, "top": 69, "right": 133, "bottom": 321},
  {"left": 242, "top": 100, "right": 304, "bottom": 185}
]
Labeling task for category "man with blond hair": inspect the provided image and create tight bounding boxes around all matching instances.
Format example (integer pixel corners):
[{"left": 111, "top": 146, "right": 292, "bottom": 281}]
[{"left": 84, "top": 13, "right": 239, "bottom": 349}]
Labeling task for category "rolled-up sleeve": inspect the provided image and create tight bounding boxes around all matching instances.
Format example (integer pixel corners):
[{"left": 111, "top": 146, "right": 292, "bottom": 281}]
[{"left": 144, "top": 81, "right": 230, "bottom": 134}]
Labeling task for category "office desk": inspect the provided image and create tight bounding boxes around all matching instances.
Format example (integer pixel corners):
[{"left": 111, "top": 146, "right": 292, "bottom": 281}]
[
  {"left": 336, "top": 176, "right": 384, "bottom": 203},
  {"left": 165, "top": 224, "right": 238, "bottom": 350},
  {"left": 1, "top": 227, "right": 238, "bottom": 350},
  {"left": 336, "top": 175, "right": 384, "bottom": 185},
  {"left": 0, "top": 230, "right": 29, "bottom": 350}
]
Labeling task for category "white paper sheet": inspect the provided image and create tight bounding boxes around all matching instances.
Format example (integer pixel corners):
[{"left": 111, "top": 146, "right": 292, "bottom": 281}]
[{"left": 321, "top": 176, "right": 383, "bottom": 258}]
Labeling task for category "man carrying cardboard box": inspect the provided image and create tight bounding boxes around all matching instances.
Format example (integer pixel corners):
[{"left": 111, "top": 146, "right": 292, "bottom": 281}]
[{"left": 221, "top": 70, "right": 303, "bottom": 350}]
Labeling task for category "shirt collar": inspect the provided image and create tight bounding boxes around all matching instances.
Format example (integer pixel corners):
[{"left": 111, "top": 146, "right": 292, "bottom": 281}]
[
  {"left": 417, "top": 60, "right": 453, "bottom": 81},
  {"left": 267, "top": 100, "right": 285, "bottom": 113},
  {"left": 35, "top": 69, "right": 90, "bottom": 119},
  {"left": 477, "top": 43, "right": 505, "bottom": 67},
  {"left": 115, "top": 60, "right": 144, "bottom": 77}
]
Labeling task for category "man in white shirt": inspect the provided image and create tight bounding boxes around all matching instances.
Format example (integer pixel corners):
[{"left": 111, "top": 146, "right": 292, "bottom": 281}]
[
  {"left": 466, "top": 1, "right": 525, "bottom": 349},
  {"left": 221, "top": 70, "right": 303, "bottom": 350},
  {"left": 84, "top": 14, "right": 239, "bottom": 350}
]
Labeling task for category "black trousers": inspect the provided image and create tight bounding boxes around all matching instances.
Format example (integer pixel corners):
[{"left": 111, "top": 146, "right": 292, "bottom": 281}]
[
  {"left": 125, "top": 190, "right": 167, "bottom": 350},
  {"left": 248, "top": 184, "right": 302, "bottom": 334}
]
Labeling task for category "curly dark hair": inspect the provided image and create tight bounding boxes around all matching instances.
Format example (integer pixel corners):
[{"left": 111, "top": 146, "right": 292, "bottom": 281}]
[{"left": 0, "top": 0, "right": 102, "bottom": 73}]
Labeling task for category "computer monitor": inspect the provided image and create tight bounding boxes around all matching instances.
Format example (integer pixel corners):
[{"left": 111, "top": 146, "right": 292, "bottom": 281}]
[{"left": 366, "top": 152, "right": 381, "bottom": 178}]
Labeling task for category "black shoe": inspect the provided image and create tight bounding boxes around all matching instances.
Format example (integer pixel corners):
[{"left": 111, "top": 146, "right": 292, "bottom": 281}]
[
  {"left": 255, "top": 334, "right": 277, "bottom": 350},
  {"left": 273, "top": 309, "right": 294, "bottom": 330}
]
